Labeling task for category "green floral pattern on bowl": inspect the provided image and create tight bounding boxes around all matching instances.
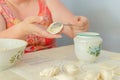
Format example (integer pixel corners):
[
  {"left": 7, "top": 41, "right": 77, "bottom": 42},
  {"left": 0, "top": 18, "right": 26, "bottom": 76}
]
[{"left": 9, "top": 50, "right": 23, "bottom": 64}]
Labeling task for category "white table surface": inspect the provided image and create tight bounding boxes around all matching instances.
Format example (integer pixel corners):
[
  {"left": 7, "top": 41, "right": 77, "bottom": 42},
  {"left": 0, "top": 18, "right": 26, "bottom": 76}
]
[{"left": 0, "top": 45, "right": 120, "bottom": 80}]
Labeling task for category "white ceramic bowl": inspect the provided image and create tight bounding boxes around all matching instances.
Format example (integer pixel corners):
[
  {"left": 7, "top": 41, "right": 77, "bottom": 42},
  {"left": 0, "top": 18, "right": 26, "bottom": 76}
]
[{"left": 0, "top": 38, "right": 27, "bottom": 71}]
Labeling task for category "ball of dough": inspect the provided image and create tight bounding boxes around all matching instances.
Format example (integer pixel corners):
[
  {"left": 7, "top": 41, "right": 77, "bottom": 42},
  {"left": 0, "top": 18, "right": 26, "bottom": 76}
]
[
  {"left": 47, "top": 22, "right": 63, "bottom": 34},
  {"left": 99, "top": 69, "right": 114, "bottom": 80},
  {"left": 63, "top": 64, "right": 80, "bottom": 75},
  {"left": 40, "top": 66, "right": 60, "bottom": 77},
  {"left": 84, "top": 70, "right": 100, "bottom": 80}
]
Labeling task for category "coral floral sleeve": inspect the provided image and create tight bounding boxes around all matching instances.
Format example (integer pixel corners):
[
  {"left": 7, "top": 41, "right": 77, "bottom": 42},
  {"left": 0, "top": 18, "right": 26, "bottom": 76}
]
[{"left": 0, "top": 0, "right": 56, "bottom": 53}]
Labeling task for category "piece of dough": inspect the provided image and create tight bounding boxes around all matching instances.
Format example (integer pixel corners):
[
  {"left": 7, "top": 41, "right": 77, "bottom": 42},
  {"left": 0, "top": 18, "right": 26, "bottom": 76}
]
[
  {"left": 54, "top": 73, "right": 76, "bottom": 80},
  {"left": 63, "top": 64, "right": 80, "bottom": 75},
  {"left": 99, "top": 69, "right": 114, "bottom": 80},
  {"left": 39, "top": 66, "right": 60, "bottom": 77},
  {"left": 47, "top": 22, "right": 63, "bottom": 34},
  {"left": 84, "top": 69, "right": 114, "bottom": 80},
  {"left": 84, "top": 70, "right": 100, "bottom": 80}
]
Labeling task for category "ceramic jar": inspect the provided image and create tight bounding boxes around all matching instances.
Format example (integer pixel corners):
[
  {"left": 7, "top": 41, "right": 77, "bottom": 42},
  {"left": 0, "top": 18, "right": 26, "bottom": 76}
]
[{"left": 74, "top": 32, "right": 102, "bottom": 63}]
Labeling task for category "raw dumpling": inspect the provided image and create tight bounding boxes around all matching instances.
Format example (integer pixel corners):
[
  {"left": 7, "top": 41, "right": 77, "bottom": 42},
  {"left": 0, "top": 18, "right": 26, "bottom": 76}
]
[
  {"left": 40, "top": 66, "right": 60, "bottom": 77},
  {"left": 47, "top": 22, "right": 63, "bottom": 34},
  {"left": 63, "top": 64, "right": 80, "bottom": 75},
  {"left": 84, "top": 69, "right": 114, "bottom": 80},
  {"left": 54, "top": 73, "right": 76, "bottom": 80},
  {"left": 84, "top": 70, "right": 100, "bottom": 80},
  {"left": 99, "top": 69, "right": 114, "bottom": 80}
]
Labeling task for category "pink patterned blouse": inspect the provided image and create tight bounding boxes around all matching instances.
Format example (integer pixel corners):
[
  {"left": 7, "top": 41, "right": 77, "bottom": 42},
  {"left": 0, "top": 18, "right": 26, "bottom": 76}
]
[{"left": 0, "top": 0, "right": 56, "bottom": 53}]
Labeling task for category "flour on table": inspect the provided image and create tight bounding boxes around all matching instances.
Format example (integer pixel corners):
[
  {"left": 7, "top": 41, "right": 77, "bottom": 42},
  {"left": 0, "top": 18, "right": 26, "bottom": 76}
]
[{"left": 54, "top": 73, "right": 76, "bottom": 80}]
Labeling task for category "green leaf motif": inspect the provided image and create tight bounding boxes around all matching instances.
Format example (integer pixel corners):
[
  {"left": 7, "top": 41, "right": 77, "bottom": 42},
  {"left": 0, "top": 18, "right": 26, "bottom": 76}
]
[
  {"left": 89, "top": 44, "right": 102, "bottom": 57},
  {"left": 9, "top": 50, "right": 23, "bottom": 64}
]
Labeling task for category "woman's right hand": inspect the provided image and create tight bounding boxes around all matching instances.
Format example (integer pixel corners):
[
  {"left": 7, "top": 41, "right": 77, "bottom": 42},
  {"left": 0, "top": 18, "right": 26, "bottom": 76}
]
[{"left": 14, "top": 16, "right": 62, "bottom": 39}]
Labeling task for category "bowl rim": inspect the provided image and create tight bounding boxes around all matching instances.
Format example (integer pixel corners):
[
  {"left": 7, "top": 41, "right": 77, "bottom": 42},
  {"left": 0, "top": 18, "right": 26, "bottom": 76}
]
[
  {"left": 0, "top": 38, "right": 27, "bottom": 52},
  {"left": 76, "top": 32, "right": 100, "bottom": 36}
]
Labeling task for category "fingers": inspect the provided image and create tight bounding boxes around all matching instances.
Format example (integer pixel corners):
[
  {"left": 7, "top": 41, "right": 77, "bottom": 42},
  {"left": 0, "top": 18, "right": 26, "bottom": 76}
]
[
  {"left": 22, "top": 16, "right": 62, "bottom": 39},
  {"left": 41, "top": 30, "right": 62, "bottom": 38},
  {"left": 24, "top": 16, "right": 44, "bottom": 24},
  {"left": 46, "top": 34, "right": 62, "bottom": 38},
  {"left": 71, "top": 16, "right": 89, "bottom": 37},
  {"left": 73, "top": 16, "right": 89, "bottom": 31},
  {"left": 38, "top": 32, "right": 62, "bottom": 38},
  {"left": 74, "top": 16, "right": 88, "bottom": 25},
  {"left": 32, "top": 26, "right": 62, "bottom": 38},
  {"left": 23, "top": 16, "right": 50, "bottom": 27}
]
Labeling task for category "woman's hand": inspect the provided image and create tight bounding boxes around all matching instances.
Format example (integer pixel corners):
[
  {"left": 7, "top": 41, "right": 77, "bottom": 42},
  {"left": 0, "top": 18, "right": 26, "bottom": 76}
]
[
  {"left": 61, "top": 16, "right": 89, "bottom": 38},
  {"left": 14, "top": 16, "right": 62, "bottom": 39},
  {"left": 72, "top": 16, "right": 89, "bottom": 36}
]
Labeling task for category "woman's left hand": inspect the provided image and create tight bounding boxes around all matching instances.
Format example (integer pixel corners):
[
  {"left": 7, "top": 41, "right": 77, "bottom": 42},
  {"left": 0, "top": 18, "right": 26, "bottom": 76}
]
[{"left": 72, "top": 16, "right": 89, "bottom": 36}]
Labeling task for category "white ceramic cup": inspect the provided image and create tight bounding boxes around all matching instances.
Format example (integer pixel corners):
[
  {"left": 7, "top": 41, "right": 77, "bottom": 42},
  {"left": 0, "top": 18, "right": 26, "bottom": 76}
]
[{"left": 74, "top": 32, "right": 102, "bottom": 63}]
